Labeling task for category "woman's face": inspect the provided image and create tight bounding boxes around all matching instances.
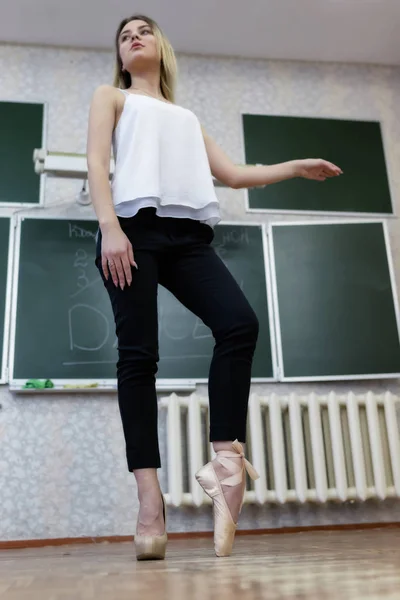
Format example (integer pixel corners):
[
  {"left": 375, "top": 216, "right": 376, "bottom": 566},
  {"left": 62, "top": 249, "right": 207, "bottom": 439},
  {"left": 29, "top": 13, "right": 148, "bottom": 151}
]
[{"left": 118, "top": 19, "right": 159, "bottom": 73}]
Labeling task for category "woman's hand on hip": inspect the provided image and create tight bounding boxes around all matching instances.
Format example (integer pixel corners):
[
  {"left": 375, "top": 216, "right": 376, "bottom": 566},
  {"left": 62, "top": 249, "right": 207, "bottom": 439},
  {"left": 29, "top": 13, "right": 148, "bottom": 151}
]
[{"left": 101, "top": 224, "right": 137, "bottom": 289}]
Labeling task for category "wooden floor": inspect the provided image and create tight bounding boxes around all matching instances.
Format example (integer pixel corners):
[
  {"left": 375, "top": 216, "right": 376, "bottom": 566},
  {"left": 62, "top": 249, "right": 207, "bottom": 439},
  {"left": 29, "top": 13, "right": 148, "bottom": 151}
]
[{"left": 1, "top": 529, "right": 399, "bottom": 599}]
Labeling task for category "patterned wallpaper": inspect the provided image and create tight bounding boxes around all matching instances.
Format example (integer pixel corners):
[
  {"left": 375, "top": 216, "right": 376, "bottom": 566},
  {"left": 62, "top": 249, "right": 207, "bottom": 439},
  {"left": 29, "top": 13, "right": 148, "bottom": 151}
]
[{"left": 1, "top": 44, "right": 400, "bottom": 541}]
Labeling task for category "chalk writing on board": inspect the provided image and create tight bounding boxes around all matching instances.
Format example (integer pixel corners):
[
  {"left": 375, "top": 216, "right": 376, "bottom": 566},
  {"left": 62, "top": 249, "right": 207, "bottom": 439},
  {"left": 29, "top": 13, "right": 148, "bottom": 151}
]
[
  {"left": 74, "top": 248, "right": 88, "bottom": 268},
  {"left": 159, "top": 302, "right": 190, "bottom": 341},
  {"left": 63, "top": 359, "right": 115, "bottom": 366},
  {"left": 63, "top": 354, "right": 210, "bottom": 365},
  {"left": 160, "top": 354, "right": 209, "bottom": 361},
  {"left": 69, "top": 223, "right": 96, "bottom": 240},
  {"left": 70, "top": 248, "right": 101, "bottom": 298},
  {"left": 70, "top": 277, "right": 101, "bottom": 299},
  {"left": 193, "top": 318, "right": 212, "bottom": 340},
  {"left": 68, "top": 304, "right": 109, "bottom": 351},
  {"left": 214, "top": 228, "right": 250, "bottom": 259},
  {"left": 221, "top": 228, "right": 250, "bottom": 247},
  {"left": 66, "top": 243, "right": 117, "bottom": 364},
  {"left": 159, "top": 300, "right": 209, "bottom": 342},
  {"left": 158, "top": 277, "right": 245, "bottom": 343}
]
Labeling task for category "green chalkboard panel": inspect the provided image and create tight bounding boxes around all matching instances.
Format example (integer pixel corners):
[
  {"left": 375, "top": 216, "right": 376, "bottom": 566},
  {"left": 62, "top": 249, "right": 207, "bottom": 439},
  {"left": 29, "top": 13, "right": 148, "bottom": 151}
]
[
  {"left": 243, "top": 114, "right": 392, "bottom": 215},
  {"left": 270, "top": 222, "right": 400, "bottom": 380},
  {"left": 0, "top": 218, "right": 11, "bottom": 382},
  {"left": 0, "top": 101, "right": 44, "bottom": 205},
  {"left": 12, "top": 218, "right": 274, "bottom": 383}
]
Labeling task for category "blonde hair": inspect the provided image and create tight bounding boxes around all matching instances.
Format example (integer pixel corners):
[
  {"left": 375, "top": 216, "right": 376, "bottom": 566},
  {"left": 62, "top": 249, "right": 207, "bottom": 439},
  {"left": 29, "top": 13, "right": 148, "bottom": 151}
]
[{"left": 113, "top": 15, "right": 177, "bottom": 103}]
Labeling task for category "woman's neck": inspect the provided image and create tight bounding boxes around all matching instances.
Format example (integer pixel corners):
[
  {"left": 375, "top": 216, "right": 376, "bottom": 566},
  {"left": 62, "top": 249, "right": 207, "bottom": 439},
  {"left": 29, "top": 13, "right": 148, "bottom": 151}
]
[{"left": 129, "top": 71, "right": 161, "bottom": 98}]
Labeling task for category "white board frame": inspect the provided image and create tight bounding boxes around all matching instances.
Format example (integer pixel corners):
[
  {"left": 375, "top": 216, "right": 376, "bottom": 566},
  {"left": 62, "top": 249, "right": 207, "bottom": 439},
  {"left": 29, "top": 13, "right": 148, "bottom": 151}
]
[
  {"left": 0, "top": 218, "right": 15, "bottom": 383},
  {"left": 0, "top": 99, "right": 47, "bottom": 208},
  {"left": 268, "top": 218, "right": 400, "bottom": 382},
  {"left": 9, "top": 214, "right": 278, "bottom": 392},
  {"left": 240, "top": 112, "right": 396, "bottom": 218}
]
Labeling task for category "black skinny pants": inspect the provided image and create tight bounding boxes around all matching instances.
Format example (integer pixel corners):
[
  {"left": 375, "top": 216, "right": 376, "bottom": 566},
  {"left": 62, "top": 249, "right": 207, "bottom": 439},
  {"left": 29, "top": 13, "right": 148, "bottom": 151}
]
[{"left": 96, "top": 208, "right": 259, "bottom": 471}]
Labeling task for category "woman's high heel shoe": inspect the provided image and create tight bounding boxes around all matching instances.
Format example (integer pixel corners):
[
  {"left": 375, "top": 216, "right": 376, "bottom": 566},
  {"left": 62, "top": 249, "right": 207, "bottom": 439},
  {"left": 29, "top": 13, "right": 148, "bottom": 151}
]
[
  {"left": 195, "top": 440, "right": 259, "bottom": 557},
  {"left": 134, "top": 494, "right": 168, "bottom": 561}
]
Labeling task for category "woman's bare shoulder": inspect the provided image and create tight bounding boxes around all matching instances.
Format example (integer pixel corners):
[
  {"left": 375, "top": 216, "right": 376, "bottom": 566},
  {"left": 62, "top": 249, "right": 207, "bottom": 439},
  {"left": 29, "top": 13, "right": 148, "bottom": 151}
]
[
  {"left": 93, "top": 84, "right": 122, "bottom": 104},
  {"left": 92, "top": 84, "right": 120, "bottom": 99}
]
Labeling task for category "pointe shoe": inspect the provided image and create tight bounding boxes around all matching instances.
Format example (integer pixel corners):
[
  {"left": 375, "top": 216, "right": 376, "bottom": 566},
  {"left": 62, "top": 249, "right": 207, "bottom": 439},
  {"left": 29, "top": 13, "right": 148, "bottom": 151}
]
[
  {"left": 134, "top": 494, "right": 168, "bottom": 561},
  {"left": 195, "top": 440, "right": 259, "bottom": 557}
]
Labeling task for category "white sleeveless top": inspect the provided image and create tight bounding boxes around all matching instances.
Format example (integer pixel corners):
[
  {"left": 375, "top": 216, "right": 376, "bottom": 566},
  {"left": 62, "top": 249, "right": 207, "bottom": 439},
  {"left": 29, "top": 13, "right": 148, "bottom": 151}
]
[{"left": 111, "top": 90, "right": 221, "bottom": 227}]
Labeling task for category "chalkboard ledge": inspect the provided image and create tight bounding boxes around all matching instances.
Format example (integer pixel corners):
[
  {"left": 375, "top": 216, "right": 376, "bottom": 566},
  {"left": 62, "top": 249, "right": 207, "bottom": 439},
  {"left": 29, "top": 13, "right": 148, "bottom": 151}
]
[
  {"left": 9, "top": 380, "right": 198, "bottom": 394},
  {"left": 9, "top": 385, "right": 117, "bottom": 395}
]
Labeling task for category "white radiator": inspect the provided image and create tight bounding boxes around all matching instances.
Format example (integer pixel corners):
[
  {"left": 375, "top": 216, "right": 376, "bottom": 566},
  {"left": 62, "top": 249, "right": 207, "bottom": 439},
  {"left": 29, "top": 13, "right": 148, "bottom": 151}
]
[{"left": 160, "top": 392, "right": 400, "bottom": 507}]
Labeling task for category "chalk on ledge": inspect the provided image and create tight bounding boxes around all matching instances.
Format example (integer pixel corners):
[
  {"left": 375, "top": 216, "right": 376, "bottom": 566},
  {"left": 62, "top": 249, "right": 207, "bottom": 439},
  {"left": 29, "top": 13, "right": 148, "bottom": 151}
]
[
  {"left": 62, "top": 383, "right": 99, "bottom": 389},
  {"left": 23, "top": 379, "right": 54, "bottom": 389}
]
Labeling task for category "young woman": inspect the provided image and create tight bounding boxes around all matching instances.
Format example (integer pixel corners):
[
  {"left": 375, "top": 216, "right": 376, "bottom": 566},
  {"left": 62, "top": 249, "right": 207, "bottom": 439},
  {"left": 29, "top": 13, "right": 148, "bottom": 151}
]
[{"left": 87, "top": 14, "right": 342, "bottom": 561}]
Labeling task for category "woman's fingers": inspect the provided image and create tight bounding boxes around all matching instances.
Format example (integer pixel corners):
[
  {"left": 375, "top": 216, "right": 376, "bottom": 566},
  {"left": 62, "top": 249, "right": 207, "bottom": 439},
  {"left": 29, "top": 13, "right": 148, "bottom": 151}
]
[
  {"left": 106, "top": 258, "right": 120, "bottom": 288},
  {"left": 104, "top": 252, "right": 136, "bottom": 289},
  {"left": 114, "top": 257, "right": 127, "bottom": 289},
  {"left": 128, "top": 244, "right": 138, "bottom": 270},
  {"left": 105, "top": 256, "right": 124, "bottom": 288},
  {"left": 101, "top": 229, "right": 136, "bottom": 289},
  {"left": 324, "top": 161, "right": 342, "bottom": 175},
  {"left": 121, "top": 253, "right": 133, "bottom": 287},
  {"left": 101, "top": 257, "right": 110, "bottom": 281}
]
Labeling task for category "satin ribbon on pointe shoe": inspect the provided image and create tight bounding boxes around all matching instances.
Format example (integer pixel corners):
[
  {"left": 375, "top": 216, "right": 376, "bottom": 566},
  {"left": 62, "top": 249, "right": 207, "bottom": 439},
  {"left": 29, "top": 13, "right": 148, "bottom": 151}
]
[
  {"left": 215, "top": 440, "right": 259, "bottom": 487},
  {"left": 195, "top": 440, "right": 259, "bottom": 557}
]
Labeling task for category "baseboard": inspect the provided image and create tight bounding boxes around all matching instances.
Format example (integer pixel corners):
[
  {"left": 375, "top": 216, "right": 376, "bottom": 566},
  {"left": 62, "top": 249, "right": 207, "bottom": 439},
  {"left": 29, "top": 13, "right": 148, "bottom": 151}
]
[{"left": 1, "top": 521, "right": 399, "bottom": 550}]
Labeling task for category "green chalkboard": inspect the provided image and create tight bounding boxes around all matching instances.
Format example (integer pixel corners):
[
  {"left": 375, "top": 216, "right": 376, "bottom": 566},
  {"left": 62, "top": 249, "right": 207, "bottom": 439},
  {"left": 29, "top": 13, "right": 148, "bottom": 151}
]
[
  {"left": 12, "top": 218, "right": 273, "bottom": 383},
  {"left": 270, "top": 222, "right": 400, "bottom": 380},
  {"left": 0, "top": 101, "right": 44, "bottom": 205},
  {"left": 0, "top": 218, "right": 11, "bottom": 382},
  {"left": 243, "top": 114, "right": 392, "bottom": 215}
]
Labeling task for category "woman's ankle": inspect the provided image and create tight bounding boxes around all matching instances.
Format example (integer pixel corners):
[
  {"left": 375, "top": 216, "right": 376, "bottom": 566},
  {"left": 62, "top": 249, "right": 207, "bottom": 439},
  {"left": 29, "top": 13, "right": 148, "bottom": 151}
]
[
  {"left": 213, "top": 440, "right": 246, "bottom": 454},
  {"left": 137, "top": 495, "right": 163, "bottom": 524},
  {"left": 133, "top": 468, "right": 161, "bottom": 499}
]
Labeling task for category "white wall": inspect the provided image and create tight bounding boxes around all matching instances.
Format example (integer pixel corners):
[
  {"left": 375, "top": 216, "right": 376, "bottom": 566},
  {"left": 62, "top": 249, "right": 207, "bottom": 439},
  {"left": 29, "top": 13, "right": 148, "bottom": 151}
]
[{"left": 1, "top": 44, "right": 400, "bottom": 541}]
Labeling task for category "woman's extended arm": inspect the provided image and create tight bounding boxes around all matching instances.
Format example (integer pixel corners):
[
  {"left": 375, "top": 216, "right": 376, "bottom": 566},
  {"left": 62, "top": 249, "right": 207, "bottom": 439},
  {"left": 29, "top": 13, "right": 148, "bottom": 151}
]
[{"left": 202, "top": 129, "right": 342, "bottom": 189}]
